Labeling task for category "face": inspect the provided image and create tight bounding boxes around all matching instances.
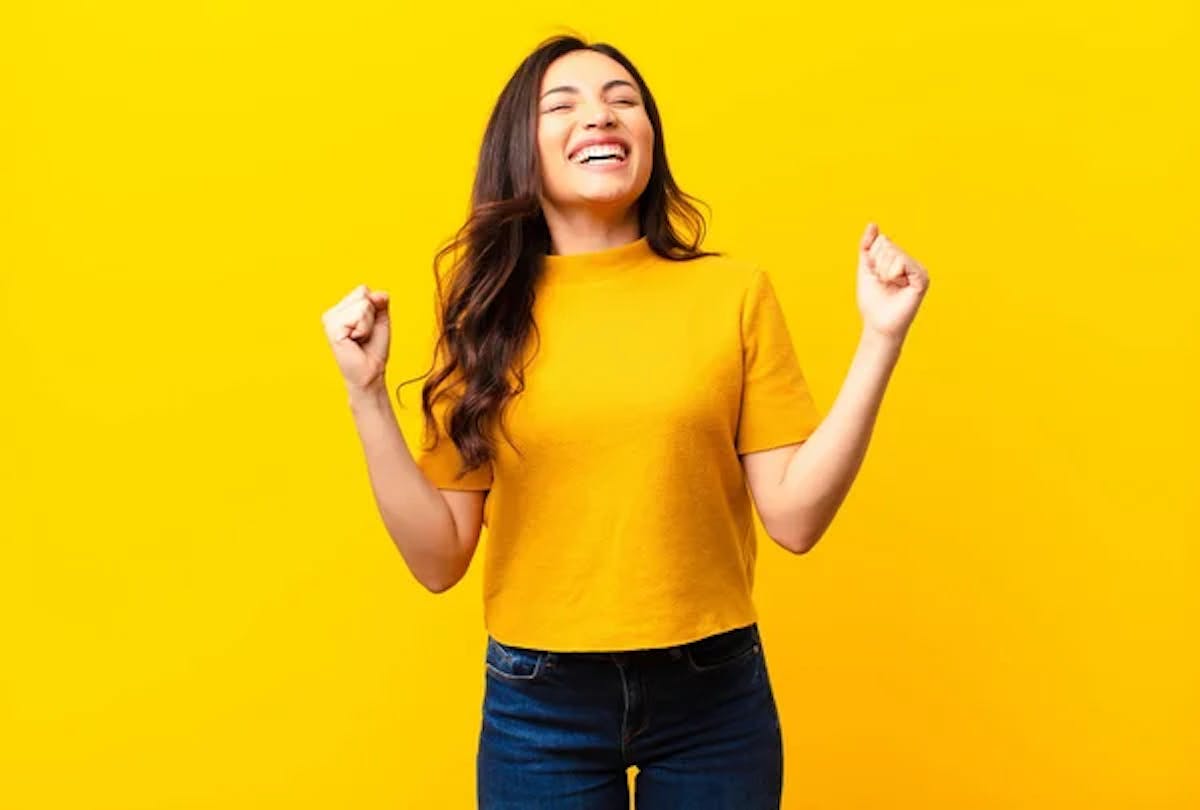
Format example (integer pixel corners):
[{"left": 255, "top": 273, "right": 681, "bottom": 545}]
[{"left": 536, "top": 50, "right": 655, "bottom": 214}]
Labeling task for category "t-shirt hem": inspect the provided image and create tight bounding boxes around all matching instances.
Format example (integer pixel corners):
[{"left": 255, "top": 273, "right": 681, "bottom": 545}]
[
  {"left": 486, "top": 613, "right": 761, "bottom": 653},
  {"left": 737, "top": 426, "right": 819, "bottom": 456}
]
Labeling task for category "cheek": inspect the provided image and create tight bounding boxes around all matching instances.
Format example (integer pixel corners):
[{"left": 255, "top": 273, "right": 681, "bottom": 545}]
[
  {"left": 535, "top": 132, "right": 570, "bottom": 194},
  {"left": 636, "top": 130, "right": 655, "bottom": 175},
  {"left": 535, "top": 130, "right": 552, "bottom": 164},
  {"left": 631, "top": 118, "right": 655, "bottom": 162},
  {"left": 537, "top": 125, "right": 568, "bottom": 169}
]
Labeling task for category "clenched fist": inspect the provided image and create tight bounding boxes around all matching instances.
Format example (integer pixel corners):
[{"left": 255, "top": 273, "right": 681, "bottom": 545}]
[
  {"left": 857, "top": 222, "right": 930, "bottom": 342},
  {"left": 321, "top": 284, "right": 391, "bottom": 391}
]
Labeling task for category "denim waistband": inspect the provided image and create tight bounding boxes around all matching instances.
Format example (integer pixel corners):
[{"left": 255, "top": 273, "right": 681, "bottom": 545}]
[{"left": 493, "top": 622, "right": 760, "bottom": 663}]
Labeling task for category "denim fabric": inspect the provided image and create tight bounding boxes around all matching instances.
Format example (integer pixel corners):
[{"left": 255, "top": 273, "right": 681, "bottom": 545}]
[{"left": 477, "top": 623, "right": 783, "bottom": 809}]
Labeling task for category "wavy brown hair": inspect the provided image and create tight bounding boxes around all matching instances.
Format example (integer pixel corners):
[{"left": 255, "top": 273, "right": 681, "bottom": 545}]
[{"left": 397, "top": 34, "right": 721, "bottom": 484}]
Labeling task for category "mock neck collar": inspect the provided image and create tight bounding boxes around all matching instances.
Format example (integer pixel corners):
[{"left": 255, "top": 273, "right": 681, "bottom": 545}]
[{"left": 540, "top": 235, "right": 656, "bottom": 284}]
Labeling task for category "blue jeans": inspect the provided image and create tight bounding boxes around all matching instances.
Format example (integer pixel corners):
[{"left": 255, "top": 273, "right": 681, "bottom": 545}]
[{"left": 477, "top": 622, "right": 783, "bottom": 809}]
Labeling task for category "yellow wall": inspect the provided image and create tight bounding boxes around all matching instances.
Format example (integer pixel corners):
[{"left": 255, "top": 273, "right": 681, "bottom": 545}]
[{"left": 2, "top": 2, "right": 1196, "bottom": 807}]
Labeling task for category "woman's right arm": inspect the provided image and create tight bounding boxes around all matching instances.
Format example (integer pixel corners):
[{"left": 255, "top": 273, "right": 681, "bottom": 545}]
[
  {"left": 347, "top": 379, "right": 484, "bottom": 594},
  {"left": 323, "top": 284, "right": 484, "bottom": 592}
]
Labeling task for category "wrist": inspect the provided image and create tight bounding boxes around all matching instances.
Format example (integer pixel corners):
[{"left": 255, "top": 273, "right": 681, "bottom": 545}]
[
  {"left": 859, "top": 327, "right": 905, "bottom": 354},
  {"left": 858, "top": 329, "right": 905, "bottom": 375},
  {"left": 347, "top": 378, "right": 390, "bottom": 409}
]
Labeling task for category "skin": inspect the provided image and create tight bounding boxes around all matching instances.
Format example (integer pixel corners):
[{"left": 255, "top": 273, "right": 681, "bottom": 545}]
[{"left": 535, "top": 49, "right": 655, "bottom": 256}]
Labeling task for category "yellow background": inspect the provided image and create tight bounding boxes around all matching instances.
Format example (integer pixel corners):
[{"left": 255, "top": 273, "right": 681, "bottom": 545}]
[{"left": 2, "top": 2, "right": 1197, "bottom": 807}]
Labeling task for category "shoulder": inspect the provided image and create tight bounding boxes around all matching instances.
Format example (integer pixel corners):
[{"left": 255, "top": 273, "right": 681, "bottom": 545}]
[{"left": 664, "top": 249, "right": 764, "bottom": 297}]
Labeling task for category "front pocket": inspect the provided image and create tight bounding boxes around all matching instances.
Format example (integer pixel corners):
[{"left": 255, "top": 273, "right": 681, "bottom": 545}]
[
  {"left": 683, "top": 625, "right": 761, "bottom": 673},
  {"left": 485, "top": 636, "right": 548, "bottom": 681}
]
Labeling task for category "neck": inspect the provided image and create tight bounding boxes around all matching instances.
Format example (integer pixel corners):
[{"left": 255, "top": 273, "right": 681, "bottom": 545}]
[{"left": 541, "top": 202, "right": 641, "bottom": 256}]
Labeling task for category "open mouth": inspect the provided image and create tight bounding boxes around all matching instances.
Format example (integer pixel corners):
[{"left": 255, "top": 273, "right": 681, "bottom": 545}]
[{"left": 569, "top": 142, "right": 629, "bottom": 166}]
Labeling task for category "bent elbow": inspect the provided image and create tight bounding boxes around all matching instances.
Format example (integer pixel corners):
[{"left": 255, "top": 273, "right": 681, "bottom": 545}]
[
  {"left": 766, "top": 530, "right": 808, "bottom": 555},
  {"left": 790, "top": 536, "right": 818, "bottom": 555},
  {"left": 422, "top": 569, "right": 464, "bottom": 594},
  {"left": 774, "top": 527, "right": 822, "bottom": 555},
  {"left": 424, "top": 578, "right": 452, "bottom": 594},
  {"left": 778, "top": 512, "right": 835, "bottom": 555}
]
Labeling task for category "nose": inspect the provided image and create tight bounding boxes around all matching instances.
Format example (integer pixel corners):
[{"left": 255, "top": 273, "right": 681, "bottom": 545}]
[{"left": 583, "top": 101, "right": 616, "bottom": 129}]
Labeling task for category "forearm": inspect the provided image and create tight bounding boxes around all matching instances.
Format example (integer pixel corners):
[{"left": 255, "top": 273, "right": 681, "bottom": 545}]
[
  {"left": 347, "top": 380, "right": 461, "bottom": 591},
  {"left": 778, "top": 329, "right": 903, "bottom": 551}
]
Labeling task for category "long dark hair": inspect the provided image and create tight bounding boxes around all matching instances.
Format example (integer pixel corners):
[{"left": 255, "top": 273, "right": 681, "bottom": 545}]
[{"left": 397, "top": 34, "right": 720, "bottom": 483}]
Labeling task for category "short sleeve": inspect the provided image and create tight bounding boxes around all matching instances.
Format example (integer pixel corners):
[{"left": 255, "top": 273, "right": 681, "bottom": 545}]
[
  {"left": 735, "top": 267, "right": 823, "bottom": 455},
  {"left": 413, "top": 395, "right": 494, "bottom": 491}
]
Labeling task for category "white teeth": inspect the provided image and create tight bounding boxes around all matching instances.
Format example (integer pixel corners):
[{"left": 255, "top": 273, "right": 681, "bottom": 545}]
[{"left": 571, "top": 143, "right": 627, "bottom": 163}]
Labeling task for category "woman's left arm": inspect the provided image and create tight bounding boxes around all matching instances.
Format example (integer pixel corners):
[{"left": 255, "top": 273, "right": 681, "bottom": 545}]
[{"left": 743, "top": 222, "right": 931, "bottom": 553}]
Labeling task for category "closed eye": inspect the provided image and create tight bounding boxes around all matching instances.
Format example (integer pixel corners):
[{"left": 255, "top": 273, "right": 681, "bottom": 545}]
[{"left": 543, "top": 98, "right": 640, "bottom": 114}]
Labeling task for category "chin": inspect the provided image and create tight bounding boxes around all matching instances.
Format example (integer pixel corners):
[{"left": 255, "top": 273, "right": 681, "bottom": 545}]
[
  {"left": 576, "top": 190, "right": 635, "bottom": 206},
  {"left": 576, "top": 179, "right": 646, "bottom": 203}
]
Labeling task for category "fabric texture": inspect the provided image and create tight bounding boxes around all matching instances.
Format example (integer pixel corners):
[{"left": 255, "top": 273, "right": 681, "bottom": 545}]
[
  {"left": 477, "top": 622, "right": 783, "bottom": 809},
  {"left": 414, "top": 236, "right": 823, "bottom": 651}
]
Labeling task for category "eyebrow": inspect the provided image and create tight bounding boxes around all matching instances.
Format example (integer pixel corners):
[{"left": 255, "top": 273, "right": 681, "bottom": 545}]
[{"left": 540, "top": 79, "right": 639, "bottom": 101}]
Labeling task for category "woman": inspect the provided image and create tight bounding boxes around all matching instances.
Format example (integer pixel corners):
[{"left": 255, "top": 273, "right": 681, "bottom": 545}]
[{"left": 321, "top": 34, "right": 929, "bottom": 810}]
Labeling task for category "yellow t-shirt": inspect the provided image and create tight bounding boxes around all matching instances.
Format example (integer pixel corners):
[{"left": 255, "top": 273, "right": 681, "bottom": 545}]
[{"left": 414, "top": 235, "right": 823, "bottom": 652}]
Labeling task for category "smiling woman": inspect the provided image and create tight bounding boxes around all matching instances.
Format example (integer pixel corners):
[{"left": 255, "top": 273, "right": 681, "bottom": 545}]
[
  {"left": 342, "top": 33, "right": 836, "bottom": 810},
  {"left": 382, "top": 35, "right": 810, "bottom": 810}
]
